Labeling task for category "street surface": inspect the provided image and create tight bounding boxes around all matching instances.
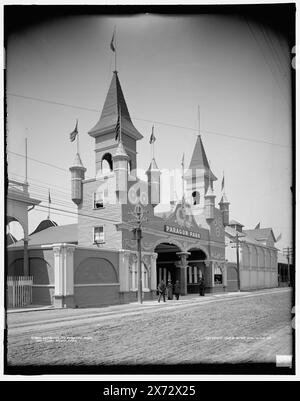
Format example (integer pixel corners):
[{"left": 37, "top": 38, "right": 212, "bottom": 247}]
[{"left": 6, "top": 288, "right": 292, "bottom": 366}]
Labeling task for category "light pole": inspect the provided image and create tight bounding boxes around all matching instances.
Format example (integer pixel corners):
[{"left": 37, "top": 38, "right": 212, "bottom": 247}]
[
  {"left": 230, "top": 233, "right": 245, "bottom": 292},
  {"left": 283, "top": 247, "right": 293, "bottom": 287},
  {"left": 129, "top": 204, "right": 148, "bottom": 304}
]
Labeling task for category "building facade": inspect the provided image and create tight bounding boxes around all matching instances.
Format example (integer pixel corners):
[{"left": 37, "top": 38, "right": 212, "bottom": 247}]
[{"left": 7, "top": 70, "right": 280, "bottom": 308}]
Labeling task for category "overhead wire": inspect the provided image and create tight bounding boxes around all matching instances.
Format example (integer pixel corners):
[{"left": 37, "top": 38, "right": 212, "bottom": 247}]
[{"left": 6, "top": 92, "right": 290, "bottom": 149}]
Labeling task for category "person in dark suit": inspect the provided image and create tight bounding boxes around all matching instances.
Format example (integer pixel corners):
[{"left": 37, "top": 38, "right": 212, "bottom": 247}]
[
  {"left": 199, "top": 277, "right": 205, "bottom": 296},
  {"left": 167, "top": 280, "right": 173, "bottom": 300},
  {"left": 157, "top": 280, "right": 166, "bottom": 302},
  {"left": 174, "top": 280, "right": 181, "bottom": 300}
]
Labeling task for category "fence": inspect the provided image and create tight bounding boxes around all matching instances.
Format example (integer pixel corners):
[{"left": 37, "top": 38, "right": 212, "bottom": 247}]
[{"left": 6, "top": 276, "right": 33, "bottom": 308}]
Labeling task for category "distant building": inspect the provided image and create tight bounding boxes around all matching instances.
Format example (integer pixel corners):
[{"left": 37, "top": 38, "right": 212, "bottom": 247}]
[{"left": 225, "top": 221, "right": 278, "bottom": 291}]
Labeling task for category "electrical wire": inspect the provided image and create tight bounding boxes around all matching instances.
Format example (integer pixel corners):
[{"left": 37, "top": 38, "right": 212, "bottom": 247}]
[{"left": 6, "top": 93, "right": 291, "bottom": 149}]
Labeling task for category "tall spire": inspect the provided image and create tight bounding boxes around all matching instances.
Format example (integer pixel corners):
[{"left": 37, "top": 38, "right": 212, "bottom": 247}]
[
  {"left": 88, "top": 72, "right": 143, "bottom": 140},
  {"left": 188, "top": 135, "right": 216, "bottom": 180}
]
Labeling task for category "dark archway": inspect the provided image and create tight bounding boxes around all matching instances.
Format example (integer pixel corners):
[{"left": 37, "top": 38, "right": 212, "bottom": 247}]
[
  {"left": 154, "top": 242, "right": 182, "bottom": 288},
  {"left": 101, "top": 153, "right": 113, "bottom": 173},
  {"left": 187, "top": 248, "right": 207, "bottom": 293}
]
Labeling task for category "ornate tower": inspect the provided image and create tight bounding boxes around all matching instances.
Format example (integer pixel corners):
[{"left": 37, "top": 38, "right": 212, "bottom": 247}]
[
  {"left": 146, "top": 158, "right": 161, "bottom": 207},
  {"left": 219, "top": 192, "right": 230, "bottom": 226},
  {"left": 185, "top": 135, "right": 217, "bottom": 213},
  {"left": 88, "top": 71, "right": 143, "bottom": 177},
  {"left": 69, "top": 153, "right": 86, "bottom": 205}
]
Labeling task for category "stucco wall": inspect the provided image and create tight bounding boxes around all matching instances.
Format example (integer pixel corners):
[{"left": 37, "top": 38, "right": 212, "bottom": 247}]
[
  {"left": 7, "top": 247, "right": 55, "bottom": 305},
  {"left": 73, "top": 247, "right": 120, "bottom": 307}
]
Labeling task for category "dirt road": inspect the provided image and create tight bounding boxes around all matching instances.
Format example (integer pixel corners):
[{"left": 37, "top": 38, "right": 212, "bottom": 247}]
[{"left": 6, "top": 288, "right": 292, "bottom": 366}]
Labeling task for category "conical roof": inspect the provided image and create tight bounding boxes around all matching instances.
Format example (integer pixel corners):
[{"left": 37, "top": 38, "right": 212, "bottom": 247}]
[
  {"left": 70, "top": 153, "right": 86, "bottom": 171},
  {"left": 88, "top": 71, "right": 143, "bottom": 140},
  {"left": 30, "top": 219, "right": 58, "bottom": 236},
  {"left": 146, "top": 158, "right": 159, "bottom": 172},
  {"left": 114, "top": 140, "right": 129, "bottom": 159},
  {"left": 189, "top": 135, "right": 217, "bottom": 180},
  {"left": 219, "top": 192, "right": 229, "bottom": 204},
  {"left": 72, "top": 153, "right": 84, "bottom": 167},
  {"left": 205, "top": 183, "right": 215, "bottom": 198}
]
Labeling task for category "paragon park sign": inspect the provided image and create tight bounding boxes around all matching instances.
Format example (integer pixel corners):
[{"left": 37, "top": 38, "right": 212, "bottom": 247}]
[{"left": 164, "top": 224, "right": 201, "bottom": 239}]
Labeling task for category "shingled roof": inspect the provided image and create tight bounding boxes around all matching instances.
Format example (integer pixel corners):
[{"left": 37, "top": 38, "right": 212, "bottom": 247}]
[
  {"left": 8, "top": 224, "right": 78, "bottom": 248},
  {"left": 88, "top": 71, "right": 143, "bottom": 141},
  {"left": 244, "top": 228, "right": 276, "bottom": 243},
  {"left": 188, "top": 135, "right": 217, "bottom": 180}
]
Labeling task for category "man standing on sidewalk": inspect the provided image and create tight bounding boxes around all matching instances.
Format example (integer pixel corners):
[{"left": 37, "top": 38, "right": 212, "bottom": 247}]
[
  {"left": 199, "top": 277, "right": 205, "bottom": 296},
  {"left": 157, "top": 280, "right": 166, "bottom": 302}
]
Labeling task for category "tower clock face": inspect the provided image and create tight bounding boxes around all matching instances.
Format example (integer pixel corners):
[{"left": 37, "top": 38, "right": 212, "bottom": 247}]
[{"left": 213, "top": 216, "right": 223, "bottom": 237}]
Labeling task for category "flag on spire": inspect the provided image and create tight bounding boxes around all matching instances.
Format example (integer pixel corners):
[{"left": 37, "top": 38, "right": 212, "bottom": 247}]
[
  {"left": 221, "top": 174, "right": 225, "bottom": 191},
  {"left": 48, "top": 189, "right": 51, "bottom": 204},
  {"left": 110, "top": 31, "right": 116, "bottom": 52},
  {"left": 255, "top": 222, "right": 260, "bottom": 229},
  {"left": 149, "top": 125, "right": 156, "bottom": 144},
  {"left": 276, "top": 233, "right": 282, "bottom": 242},
  {"left": 69, "top": 120, "right": 78, "bottom": 142},
  {"left": 115, "top": 113, "right": 120, "bottom": 142}
]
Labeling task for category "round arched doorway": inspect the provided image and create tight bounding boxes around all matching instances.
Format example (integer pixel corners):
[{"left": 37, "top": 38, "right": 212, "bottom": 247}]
[
  {"left": 187, "top": 248, "right": 207, "bottom": 293},
  {"left": 154, "top": 242, "right": 182, "bottom": 287}
]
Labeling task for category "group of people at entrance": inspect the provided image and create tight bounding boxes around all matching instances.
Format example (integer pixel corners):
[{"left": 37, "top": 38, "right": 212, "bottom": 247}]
[
  {"left": 157, "top": 277, "right": 205, "bottom": 302},
  {"left": 157, "top": 280, "right": 180, "bottom": 302}
]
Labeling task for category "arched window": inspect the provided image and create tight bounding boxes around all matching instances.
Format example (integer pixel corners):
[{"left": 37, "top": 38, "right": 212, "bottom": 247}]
[
  {"left": 101, "top": 153, "right": 113, "bottom": 173},
  {"left": 192, "top": 191, "right": 200, "bottom": 205}
]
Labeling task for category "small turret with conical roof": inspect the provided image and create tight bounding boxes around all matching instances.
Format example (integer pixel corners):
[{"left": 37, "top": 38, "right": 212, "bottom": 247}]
[
  {"left": 219, "top": 192, "right": 230, "bottom": 226},
  {"left": 204, "top": 180, "right": 216, "bottom": 222},
  {"left": 69, "top": 153, "right": 86, "bottom": 205},
  {"left": 146, "top": 158, "right": 161, "bottom": 207},
  {"left": 113, "top": 140, "right": 129, "bottom": 204}
]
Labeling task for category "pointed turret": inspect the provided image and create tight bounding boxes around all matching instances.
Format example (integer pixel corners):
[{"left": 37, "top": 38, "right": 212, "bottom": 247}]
[
  {"left": 188, "top": 135, "right": 217, "bottom": 181},
  {"left": 185, "top": 135, "right": 217, "bottom": 209},
  {"left": 69, "top": 153, "right": 86, "bottom": 205},
  {"left": 204, "top": 181, "right": 216, "bottom": 221},
  {"left": 219, "top": 192, "right": 230, "bottom": 226},
  {"left": 113, "top": 140, "right": 129, "bottom": 204},
  {"left": 146, "top": 158, "right": 161, "bottom": 207},
  {"left": 88, "top": 71, "right": 143, "bottom": 175}
]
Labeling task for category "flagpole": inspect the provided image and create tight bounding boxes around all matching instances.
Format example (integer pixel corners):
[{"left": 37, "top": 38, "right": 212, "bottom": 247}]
[
  {"left": 25, "top": 137, "right": 28, "bottom": 185},
  {"left": 115, "top": 26, "right": 117, "bottom": 72},
  {"left": 119, "top": 106, "right": 122, "bottom": 143},
  {"left": 47, "top": 189, "right": 50, "bottom": 220},
  {"left": 181, "top": 153, "right": 185, "bottom": 203},
  {"left": 152, "top": 126, "right": 154, "bottom": 159},
  {"left": 198, "top": 105, "right": 200, "bottom": 136},
  {"left": 76, "top": 119, "right": 79, "bottom": 154}
]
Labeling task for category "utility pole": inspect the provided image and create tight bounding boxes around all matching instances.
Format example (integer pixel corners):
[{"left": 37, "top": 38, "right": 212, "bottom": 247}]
[
  {"left": 283, "top": 247, "right": 293, "bottom": 287},
  {"left": 230, "top": 233, "right": 245, "bottom": 292},
  {"left": 128, "top": 204, "right": 148, "bottom": 304}
]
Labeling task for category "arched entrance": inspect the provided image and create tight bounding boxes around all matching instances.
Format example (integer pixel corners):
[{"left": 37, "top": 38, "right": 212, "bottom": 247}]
[
  {"left": 187, "top": 248, "right": 207, "bottom": 293},
  {"left": 155, "top": 242, "right": 182, "bottom": 288}
]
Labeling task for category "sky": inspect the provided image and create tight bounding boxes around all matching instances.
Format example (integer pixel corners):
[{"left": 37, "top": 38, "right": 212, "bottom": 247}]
[{"left": 5, "top": 6, "right": 294, "bottom": 251}]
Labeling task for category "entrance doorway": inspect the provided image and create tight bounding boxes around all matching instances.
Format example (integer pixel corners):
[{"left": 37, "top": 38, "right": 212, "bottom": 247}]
[
  {"left": 187, "top": 248, "right": 207, "bottom": 294},
  {"left": 155, "top": 243, "right": 181, "bottom": 288}
]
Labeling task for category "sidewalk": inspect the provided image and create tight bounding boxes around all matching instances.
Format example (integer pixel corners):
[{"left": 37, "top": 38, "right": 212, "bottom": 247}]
[{"left": 7, "top": 287, "right": 290, "bottom": 315}]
